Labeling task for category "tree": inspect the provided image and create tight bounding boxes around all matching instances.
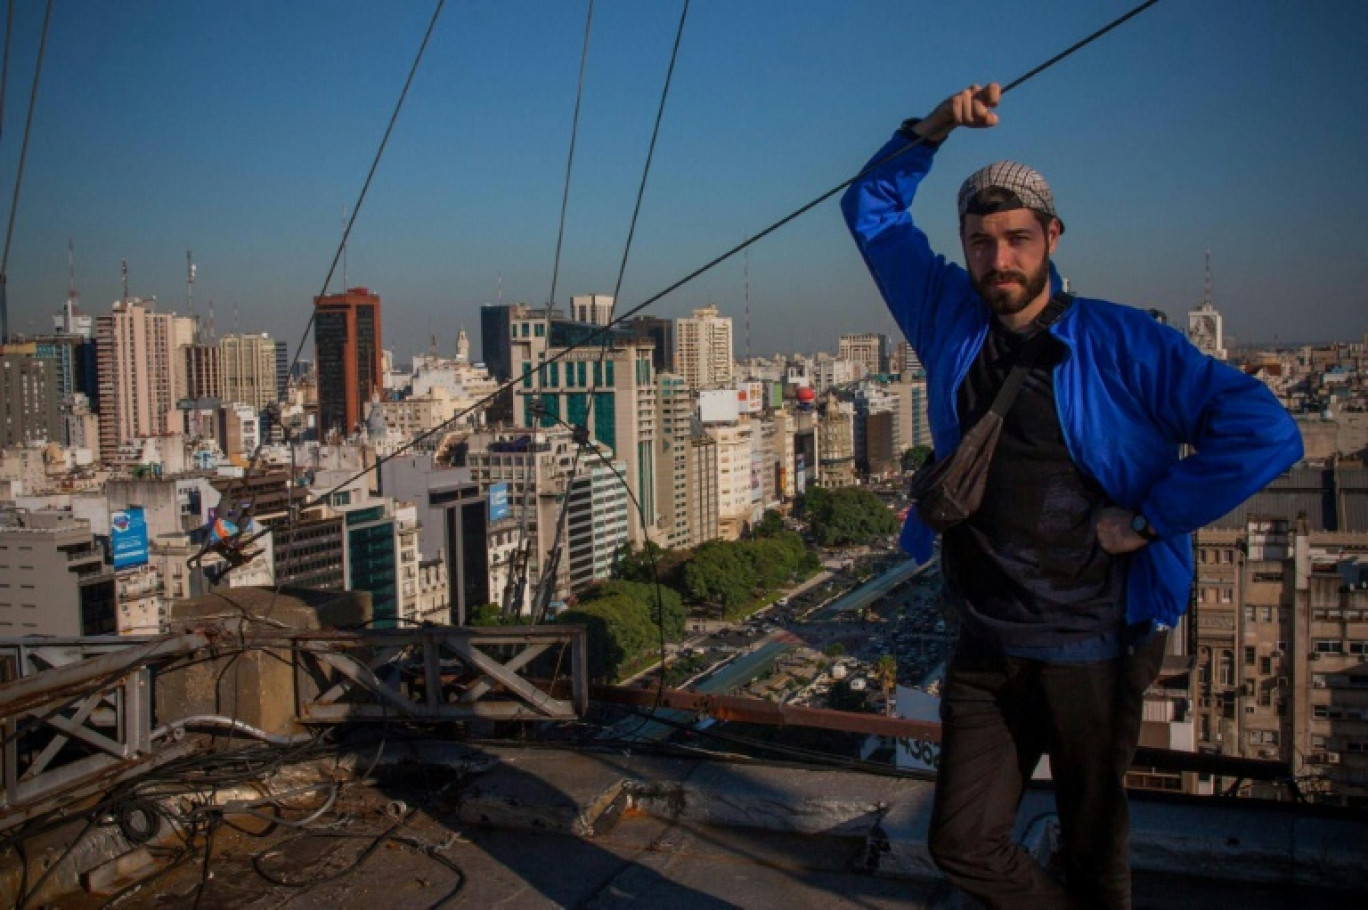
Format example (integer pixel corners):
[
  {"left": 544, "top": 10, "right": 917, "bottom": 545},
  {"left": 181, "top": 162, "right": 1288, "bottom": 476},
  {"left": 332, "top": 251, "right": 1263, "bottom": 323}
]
[
  {"left": 874, "top": 654, "right": 899, "bottom": 716},
  {"left": 902, "top": 445, "right": 933, "bottom": 472},
  {"left": 753, "top": 509, "right": 785, "bottom": 538},
  {"left": 580, "top": 580, "right": 686, "bottom": 642},
  {"left": 558, "top": 594, "right": 656, "bottom": 681},
  {"left": 612, "top": 541, "right": 689, "bottom": 588},
  {"left": 467, "top": 602, "right": 504, "bottom": 626},
  {"left": 682, "top": 540, "right": 756, "bottom": 615},
  {"left": 803, "top": 486, "right": 900, "bottom": 547}
]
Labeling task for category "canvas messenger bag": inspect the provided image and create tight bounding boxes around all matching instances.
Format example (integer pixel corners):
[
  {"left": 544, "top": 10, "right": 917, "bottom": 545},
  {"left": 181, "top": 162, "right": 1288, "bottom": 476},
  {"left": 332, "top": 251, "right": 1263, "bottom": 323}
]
[{"left": 908, "top": 294, "right": 1070, "bottom": 533}]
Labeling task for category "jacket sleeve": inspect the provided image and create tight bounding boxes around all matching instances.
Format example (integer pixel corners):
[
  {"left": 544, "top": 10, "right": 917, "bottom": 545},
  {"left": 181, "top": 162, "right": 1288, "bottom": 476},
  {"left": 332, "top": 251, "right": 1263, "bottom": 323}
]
[
  {"left": 1131, "top": 323, "right": 1303, "bottom": 536},
  {"left": 839, "top": 133, "right": 974, "bottom": 358}
]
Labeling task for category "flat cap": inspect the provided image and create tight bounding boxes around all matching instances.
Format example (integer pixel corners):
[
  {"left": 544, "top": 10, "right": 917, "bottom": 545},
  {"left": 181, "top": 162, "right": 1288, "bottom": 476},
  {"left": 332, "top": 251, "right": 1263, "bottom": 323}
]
[{"left": 958, "top": 161, "right": 1064, "bottom": 233}]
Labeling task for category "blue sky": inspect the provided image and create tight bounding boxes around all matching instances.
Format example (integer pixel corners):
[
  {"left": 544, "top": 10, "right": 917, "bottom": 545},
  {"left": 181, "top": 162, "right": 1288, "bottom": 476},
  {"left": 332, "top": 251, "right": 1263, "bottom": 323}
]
[{"left": 2, "top": 0, "right": 1365, "bottom": 360}]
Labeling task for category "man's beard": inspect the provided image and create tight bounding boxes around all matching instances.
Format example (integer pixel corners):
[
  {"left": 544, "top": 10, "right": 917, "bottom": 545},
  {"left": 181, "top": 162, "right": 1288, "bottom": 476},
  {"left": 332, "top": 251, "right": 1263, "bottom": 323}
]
[{"left": 972, "top": 258, "right": 1051, "bottom": 318}]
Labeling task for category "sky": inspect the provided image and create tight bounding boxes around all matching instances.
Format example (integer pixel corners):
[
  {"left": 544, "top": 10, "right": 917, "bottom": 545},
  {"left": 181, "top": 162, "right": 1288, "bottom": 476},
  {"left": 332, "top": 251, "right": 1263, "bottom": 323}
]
[{"left": 1, "top": 0, "right": 1365, "bottom": 362}]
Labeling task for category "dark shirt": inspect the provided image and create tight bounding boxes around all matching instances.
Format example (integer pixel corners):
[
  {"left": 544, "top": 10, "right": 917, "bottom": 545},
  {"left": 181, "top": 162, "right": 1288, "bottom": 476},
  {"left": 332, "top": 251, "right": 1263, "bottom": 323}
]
[{"left": 942, "top": 315, "right": 1124, "bottom": 652}]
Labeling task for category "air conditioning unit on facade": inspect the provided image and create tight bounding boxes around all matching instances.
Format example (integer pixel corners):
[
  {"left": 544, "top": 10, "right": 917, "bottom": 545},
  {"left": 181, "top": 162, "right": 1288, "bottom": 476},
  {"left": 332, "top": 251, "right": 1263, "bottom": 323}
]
[
  {"left": 1326, "top": 752, "right": 1342, "bottom": 764},
  {"left": 1310, "top": 653, "right": 1321, "bottom": 661}
]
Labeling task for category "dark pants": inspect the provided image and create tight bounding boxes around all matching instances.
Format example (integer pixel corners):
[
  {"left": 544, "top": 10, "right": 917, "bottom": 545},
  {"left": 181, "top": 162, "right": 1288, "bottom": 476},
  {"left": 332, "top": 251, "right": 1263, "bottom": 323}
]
[{"left": 928, "top": 630, "right": 1168, "bottom": 910}]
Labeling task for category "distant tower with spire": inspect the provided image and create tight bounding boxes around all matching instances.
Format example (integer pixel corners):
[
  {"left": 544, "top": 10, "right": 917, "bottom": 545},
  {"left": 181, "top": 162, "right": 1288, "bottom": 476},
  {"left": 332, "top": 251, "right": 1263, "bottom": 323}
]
[
  {"left": 1186, "top": 249, "right": 1227, "bottom": 360},
  {"left": 456, "top": 327, "right": 470, "bottom": 363}
]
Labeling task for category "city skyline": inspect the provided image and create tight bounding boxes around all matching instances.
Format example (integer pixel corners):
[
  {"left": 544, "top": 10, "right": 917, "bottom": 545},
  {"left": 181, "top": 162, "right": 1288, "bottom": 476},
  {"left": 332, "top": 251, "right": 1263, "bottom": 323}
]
[{"left": 0, "top": 1, "right": 1364, "bottom": 357}]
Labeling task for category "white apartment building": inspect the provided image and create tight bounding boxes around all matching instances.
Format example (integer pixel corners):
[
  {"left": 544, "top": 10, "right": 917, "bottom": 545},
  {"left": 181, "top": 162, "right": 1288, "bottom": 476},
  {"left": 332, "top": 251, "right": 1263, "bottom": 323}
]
[
  {"left": 676, "top": 304, "right": 734, "bottom": 390},
  {"left": 707, "top": 420, "right": 754, "bottom": 540},
  {"left": 565, "top": 458, "right": 630, "bottom": 593}
]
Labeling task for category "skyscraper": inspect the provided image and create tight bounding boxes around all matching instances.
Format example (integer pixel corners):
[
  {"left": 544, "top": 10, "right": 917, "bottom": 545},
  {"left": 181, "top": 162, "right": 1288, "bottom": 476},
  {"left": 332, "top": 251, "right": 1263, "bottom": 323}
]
[
  {"left": 96, "top": 299, "right": 181, "bottom": 459},
  {"left": 676, "top": 304, "right": 733, "bottom": 390},
  {"left": 313, "top": 287, "right": 382, "bottom": 439}
]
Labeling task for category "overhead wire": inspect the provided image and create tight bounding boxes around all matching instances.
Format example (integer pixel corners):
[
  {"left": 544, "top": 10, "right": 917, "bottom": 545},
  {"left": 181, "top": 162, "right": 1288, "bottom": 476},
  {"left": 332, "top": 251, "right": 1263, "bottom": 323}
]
[
  {"left": 0, "top": 0, "right": 13, "bottom": 144},
  {"left": 188, "top": 0, "right": 1170, "bottom": 757},
  {"left": 210, "top": 0, "right": 1169, "bottom": 591},
  {"left": 197, "top": 0, "right": 447, "bottom": 598},
  {"left": 528, "top": 0, "right": 689, "bottom": 629},
  {"left": 0, "top": 0, "right": 51, "bottom": 344},
  {"left": 504, "top": 0, "right": 597, "bottom": 618}
]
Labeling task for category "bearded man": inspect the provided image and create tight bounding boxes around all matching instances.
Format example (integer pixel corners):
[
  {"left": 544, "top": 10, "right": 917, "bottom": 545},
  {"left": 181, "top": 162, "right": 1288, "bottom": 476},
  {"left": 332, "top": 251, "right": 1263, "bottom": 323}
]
[{"left": 841, "top": 83, "right": 1301, "bottom": 909}]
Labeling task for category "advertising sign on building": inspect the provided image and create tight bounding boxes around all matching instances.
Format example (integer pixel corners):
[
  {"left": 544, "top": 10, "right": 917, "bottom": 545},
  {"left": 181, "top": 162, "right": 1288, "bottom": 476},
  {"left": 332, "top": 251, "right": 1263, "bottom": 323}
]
[
  {"left": 488, "top": 482, "right": 510, "bottom": 522},
  {"left": 111, "top": 506, "right": 149, "bottom": 570},
  {"left": 698, "top": 389, "right": 741, "bottom": 424}
]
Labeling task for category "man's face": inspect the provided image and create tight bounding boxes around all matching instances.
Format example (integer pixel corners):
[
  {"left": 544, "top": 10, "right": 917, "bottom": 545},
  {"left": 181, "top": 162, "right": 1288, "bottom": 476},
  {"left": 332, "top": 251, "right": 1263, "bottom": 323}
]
[{"left": 961, "top": 208, "right": 1060, "bottom": 319}]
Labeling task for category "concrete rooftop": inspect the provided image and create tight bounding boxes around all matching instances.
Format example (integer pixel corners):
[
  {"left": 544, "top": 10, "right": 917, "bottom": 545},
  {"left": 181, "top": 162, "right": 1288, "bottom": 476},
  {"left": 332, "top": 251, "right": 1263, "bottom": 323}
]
[{"left": 22, "top": 737, "right": 1364, "bottom": 909}]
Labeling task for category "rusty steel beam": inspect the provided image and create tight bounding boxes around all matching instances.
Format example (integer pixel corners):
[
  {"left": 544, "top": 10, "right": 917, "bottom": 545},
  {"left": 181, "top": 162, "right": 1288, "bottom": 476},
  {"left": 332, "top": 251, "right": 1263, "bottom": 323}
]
[
  {"left": 0, "top": 632, "right": 211, "bottom": 719},
  {"left": 593, "top": 684, "right": 943, "bottom": 741}
]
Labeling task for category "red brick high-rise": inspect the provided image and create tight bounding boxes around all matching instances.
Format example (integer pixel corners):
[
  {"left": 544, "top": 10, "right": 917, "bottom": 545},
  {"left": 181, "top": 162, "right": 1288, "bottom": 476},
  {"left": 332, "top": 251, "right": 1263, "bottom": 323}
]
[{"left": 313, "top": 287, "right": 382, "bottom": 440}]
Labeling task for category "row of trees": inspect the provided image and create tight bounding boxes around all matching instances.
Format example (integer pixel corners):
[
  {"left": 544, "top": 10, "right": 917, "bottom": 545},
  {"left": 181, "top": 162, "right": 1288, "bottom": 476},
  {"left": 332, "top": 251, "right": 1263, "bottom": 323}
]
[{"left": 546, "top": 486, "right": 900, "bottom": 680}]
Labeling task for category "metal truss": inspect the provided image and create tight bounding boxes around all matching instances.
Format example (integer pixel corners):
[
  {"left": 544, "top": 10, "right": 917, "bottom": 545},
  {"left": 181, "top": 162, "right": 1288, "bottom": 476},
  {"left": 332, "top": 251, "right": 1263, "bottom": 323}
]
[
  {"left": 290, "top": 625, "right": 587, "bottom": 724},
  {"left": 0, "top": 635, "right": 208, "bottom": 831},
  {"left": 0, "top": 625, "right": 587, "bottom": 829}
]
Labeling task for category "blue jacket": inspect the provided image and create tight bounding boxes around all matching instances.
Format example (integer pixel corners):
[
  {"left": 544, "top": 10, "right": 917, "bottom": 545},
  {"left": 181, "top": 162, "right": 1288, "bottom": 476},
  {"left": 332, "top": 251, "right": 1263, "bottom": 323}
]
[{"left": 841, "top": 133, "right": 1303, "bottom": 628}]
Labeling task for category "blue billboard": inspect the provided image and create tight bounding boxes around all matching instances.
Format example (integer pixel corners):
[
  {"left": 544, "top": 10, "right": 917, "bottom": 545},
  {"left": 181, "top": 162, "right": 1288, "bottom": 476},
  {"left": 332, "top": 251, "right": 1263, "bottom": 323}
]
[
  {"left": 488, "top": 483, "right": 510, "bottom": 522},
  {"left": 111, "top": 506, "right": 149, "bottom": 570}
]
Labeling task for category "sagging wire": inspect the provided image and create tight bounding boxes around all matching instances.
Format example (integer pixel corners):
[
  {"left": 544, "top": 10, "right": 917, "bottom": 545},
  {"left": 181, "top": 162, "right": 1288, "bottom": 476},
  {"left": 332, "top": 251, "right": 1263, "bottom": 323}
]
[
  {"left": 527, "top": 0, "right": 690, "bottom": 627},
  {"left": 542, "top": 414, "right": 675, "bottom": 742},
  {"left": 504, "top": 0, "right": 595, "bottom": 619},
  {"left": 243, "top": 0, "right": 1169, "bottom": 563},
  {"left": 200, "top": 0, "right": 447, "bottom": 591},
  {"left": 0, "top": 0, "right": 51, "bottom": 345},
  {"left": 0, "top": 0, "right": 13, "bottom": 145}
]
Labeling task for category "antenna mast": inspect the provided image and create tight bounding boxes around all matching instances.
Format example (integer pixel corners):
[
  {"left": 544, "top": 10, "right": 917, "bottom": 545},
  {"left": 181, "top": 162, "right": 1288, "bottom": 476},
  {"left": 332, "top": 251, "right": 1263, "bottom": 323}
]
[
  {"left": 744, "top": 250, "right": 752, "bottom": 366},
  {"left": 63, "top": 238, "right": 80, "bottom": 331},
  {"left": 186, "top": 249, "right": 197, "bottom": 339},
  {"left": 121, "top": 259, "right": 129, "bottom": 301},
  {"left": 1202, "top": 248, "right": 1212, "bottom": 309}
]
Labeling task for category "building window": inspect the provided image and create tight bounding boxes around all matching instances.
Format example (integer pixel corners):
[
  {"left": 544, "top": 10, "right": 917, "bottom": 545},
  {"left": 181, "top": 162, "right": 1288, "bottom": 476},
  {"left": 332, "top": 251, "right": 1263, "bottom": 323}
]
[
  {"left": 1218, "top": 650, "right": 1234, "bottom": 687},
  {"left": 1244, "top": 646, "right": 1256, "bottom": 666}
]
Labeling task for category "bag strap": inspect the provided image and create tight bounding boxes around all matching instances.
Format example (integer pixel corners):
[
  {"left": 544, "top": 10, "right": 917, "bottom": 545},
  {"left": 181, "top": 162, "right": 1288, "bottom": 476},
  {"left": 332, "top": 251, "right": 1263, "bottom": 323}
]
[{"left": 987, "top": 292, "right": 1072, "bottom": 419}]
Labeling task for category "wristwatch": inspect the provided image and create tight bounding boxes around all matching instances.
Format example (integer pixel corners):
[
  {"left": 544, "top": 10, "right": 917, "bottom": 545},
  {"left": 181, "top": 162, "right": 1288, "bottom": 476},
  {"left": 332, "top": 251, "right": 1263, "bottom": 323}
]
[
  {"left": 898, "top": 117, "right": 942, "bottom": 147},
  {"left": 1130, "top": 513, "right": 1160, "bottom": 541}
]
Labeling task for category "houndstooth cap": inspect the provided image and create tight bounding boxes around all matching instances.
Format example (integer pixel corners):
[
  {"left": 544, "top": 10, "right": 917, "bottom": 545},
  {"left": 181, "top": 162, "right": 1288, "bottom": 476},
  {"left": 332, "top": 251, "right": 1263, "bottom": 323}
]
[{"left": 958, "top": 161, "right": 1064, "bottom": 233}]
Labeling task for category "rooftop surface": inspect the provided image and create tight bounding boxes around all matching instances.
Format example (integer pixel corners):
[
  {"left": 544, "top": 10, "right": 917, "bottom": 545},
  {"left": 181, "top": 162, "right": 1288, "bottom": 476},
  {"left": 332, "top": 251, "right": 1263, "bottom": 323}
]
[{"left": 22, "top": 738, "right": 1364, "bottom": 909}]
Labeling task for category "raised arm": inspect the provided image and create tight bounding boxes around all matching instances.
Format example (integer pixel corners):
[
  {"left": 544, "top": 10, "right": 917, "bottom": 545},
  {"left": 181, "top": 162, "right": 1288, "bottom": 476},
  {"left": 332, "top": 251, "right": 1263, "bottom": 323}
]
[{"left": 839, "top": 83, "right": 1002, "bottom": 357}]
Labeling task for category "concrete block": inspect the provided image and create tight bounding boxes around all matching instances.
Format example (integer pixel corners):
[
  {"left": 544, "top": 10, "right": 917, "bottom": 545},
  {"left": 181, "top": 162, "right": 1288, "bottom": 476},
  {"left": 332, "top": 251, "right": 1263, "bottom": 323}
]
[
  {"left": 157, "top": 586, "right": 371, "bottom": 736},
  {"left": 83, "top": 846, "right": 158, "bottom": 895}
]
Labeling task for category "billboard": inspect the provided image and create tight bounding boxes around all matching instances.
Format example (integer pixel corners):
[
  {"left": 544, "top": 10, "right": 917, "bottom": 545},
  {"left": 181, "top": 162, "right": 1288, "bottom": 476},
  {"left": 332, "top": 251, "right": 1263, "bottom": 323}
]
[
  {"left": 111, "top": 506, "right": 149, "bottom": 570},
  {"left": 698, "top": 389, "right": 741, "bottom": 424},
  {"left": 488, "top": 482, "right": 510, "bottom": 522}
]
